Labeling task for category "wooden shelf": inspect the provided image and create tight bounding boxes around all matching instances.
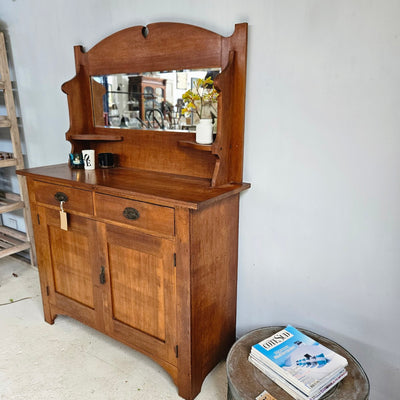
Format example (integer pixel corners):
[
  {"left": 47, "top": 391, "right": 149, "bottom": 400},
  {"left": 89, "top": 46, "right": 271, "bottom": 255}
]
[
  {"left": 178, "top": 140, "right": 213, "bottom": 152},
  {"left": 0, "top": 158, "right": 17, "bottom": 168},
  {"left": 67, "top": 134, "right": 123, "bottom": 141},
  {"left": 0, "top": 192, "right": 24, "bottom": 213},
  {"left": 0, "top": 115, "right": 11, "bottom": 128},
  {"left": 0, "top": 226, "right": 31, "bottom": 258}
]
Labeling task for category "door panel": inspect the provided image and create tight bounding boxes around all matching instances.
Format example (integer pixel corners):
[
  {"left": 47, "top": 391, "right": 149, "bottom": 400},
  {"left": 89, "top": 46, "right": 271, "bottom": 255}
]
[
  {"left": 108, "top": 244, "right": 166, "bottom": 340},
  {"left": 38, "top": 207, "right": 99, "bottom": 326},
  {"left": 103, "top": 224, "right": 177, "bottom": 364},
  {"left": 49, "top": 226, "right": 94, "bottom": 307}
]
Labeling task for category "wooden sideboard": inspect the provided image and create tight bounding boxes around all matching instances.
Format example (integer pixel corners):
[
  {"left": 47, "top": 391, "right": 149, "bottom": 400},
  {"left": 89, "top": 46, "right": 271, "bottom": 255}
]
[{"left": 18, "top": 22, "right": 249, "bottom": 400}]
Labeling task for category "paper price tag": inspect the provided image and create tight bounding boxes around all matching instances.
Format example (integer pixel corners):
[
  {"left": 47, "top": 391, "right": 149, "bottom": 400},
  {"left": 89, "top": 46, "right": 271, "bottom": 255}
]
[{"left": 60, "top": 210, "right": 68, "bottom": 231}]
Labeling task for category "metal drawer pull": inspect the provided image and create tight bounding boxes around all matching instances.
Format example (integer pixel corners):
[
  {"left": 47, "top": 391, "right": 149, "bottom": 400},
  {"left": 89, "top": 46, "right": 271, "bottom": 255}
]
[
  {"left": 123, "top": 207, "right": 140, "bottom": 220},
  {"left": 54, "top": 192, "right": 69, "bottom": 202}
]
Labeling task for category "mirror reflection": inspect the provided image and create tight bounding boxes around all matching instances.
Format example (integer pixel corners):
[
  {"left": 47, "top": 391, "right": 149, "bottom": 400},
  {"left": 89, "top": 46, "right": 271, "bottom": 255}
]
[{"left": 91, "top": 68, "right": 220, "bottom": 131}]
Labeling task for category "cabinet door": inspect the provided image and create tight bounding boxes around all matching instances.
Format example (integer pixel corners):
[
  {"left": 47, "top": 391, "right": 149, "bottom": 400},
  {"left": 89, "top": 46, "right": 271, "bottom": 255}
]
[
  {"left": 36, "top": 206, "right": 100, "bottom": 327},
  {"left": 99, "top": 223, "right": 177, "bottom": 366}
]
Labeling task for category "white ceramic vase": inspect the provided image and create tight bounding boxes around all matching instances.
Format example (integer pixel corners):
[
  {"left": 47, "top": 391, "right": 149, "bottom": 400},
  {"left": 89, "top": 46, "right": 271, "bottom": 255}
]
[{"left": 195, "top": 118, "right": 213, "bottom": 144}]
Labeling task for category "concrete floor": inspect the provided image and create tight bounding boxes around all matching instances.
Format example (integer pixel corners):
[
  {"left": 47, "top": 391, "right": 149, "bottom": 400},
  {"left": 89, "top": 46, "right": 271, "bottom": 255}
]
[{"left": 0, "top": 257, "right": 227, "bottom": 400}]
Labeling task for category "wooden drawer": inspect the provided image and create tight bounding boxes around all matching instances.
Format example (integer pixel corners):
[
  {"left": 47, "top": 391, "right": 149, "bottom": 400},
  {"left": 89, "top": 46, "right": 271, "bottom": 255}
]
[
  {"left": 34, "top": 180, "right": 93, "bottom": 215},
  {"left": 95, "top": 193, "right": 174, "bottom": 236}
]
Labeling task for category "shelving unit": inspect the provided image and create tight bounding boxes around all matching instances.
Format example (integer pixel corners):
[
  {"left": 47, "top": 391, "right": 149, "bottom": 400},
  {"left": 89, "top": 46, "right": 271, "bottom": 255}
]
[{"left": 0, "top": 32, "right": 35, "bottom": 264}]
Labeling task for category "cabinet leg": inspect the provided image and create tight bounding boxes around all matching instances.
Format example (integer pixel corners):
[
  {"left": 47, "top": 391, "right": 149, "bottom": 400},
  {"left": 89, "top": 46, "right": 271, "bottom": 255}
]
[
  {"left": 44, "top": 315, "right": 55, "bottom": 325},
  {"left": 177, "top": 368, "right": 205, "bottom": 400},
  {"left": 42, "top": 301, "right": 56, "bottom": 325},
  {"left": 178, "top": 382, "right": 202, "bottom": 400}
]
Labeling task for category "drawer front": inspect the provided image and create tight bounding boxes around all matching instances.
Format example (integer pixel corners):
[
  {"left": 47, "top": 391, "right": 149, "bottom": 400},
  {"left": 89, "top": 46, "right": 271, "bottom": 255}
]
[
  {"left": 34, "top": 181, "right": 93, "bottom": 215},
  {"left": 95, "top": 193, "right": 174, "bottom": 236}
]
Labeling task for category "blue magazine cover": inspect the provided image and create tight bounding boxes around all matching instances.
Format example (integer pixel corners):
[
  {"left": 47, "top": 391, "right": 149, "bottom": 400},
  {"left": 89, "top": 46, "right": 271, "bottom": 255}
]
[{"left": 252, "top": 325, "right": 348, "bottom": 394}]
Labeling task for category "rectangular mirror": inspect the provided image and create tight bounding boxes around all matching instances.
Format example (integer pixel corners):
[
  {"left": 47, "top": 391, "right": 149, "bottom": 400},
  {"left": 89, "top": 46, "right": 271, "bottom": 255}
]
[{"left": 91, "top": 68, "right": 220, "bottom": 132}]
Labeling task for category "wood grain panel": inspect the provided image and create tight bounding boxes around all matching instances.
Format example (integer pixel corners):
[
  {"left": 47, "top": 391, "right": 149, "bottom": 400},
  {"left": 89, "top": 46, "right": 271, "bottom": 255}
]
[
  {"left": 105, "top": 224, "right": 175, "bottom": 346},
  {"left": 85, "top": 23, "right": 222, "bottom": 75},
  {"left": 108, "top": 244, "right": 165, "bottom": 340},
  {"left": 45, "top": 210, "right": 95, "bottom": 308},
  {"left": 49, "top": 226, "right": 94, "bottom": 308},
  {"left": 92, "top": 130, "right": 217, "bottom": 180},
  {"left": 189, "top": 194, "right": 240, "bottom": 390},
  {"left": 34, "top": 180, "right": 93, "bottom": 215},
  {"left": 95, "top": 193, "right": 174, "bottom": 236}
]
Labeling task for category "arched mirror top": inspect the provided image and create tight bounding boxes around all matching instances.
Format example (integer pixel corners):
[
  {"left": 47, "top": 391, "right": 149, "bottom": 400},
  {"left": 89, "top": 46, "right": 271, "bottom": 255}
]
[{"left": 61, "top": 22, "right": 247, "bottom": 186}]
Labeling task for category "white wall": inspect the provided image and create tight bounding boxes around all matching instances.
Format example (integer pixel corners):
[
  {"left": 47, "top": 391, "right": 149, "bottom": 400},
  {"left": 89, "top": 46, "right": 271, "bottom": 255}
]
[{"left": 1, "top": 1, "right": 399, "bottom": 398}]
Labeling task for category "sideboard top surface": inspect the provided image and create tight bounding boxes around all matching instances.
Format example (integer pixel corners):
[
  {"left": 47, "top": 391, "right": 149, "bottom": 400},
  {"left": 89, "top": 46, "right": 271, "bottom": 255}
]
[{"left": 18, "top": 164, "right": 250, "bottom": 209}]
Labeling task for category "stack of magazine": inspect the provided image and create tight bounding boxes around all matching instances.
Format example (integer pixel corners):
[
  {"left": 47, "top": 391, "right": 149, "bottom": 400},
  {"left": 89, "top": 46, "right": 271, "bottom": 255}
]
[{"left": 248, "top": 325, "right": 348, "bottom": 400}]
